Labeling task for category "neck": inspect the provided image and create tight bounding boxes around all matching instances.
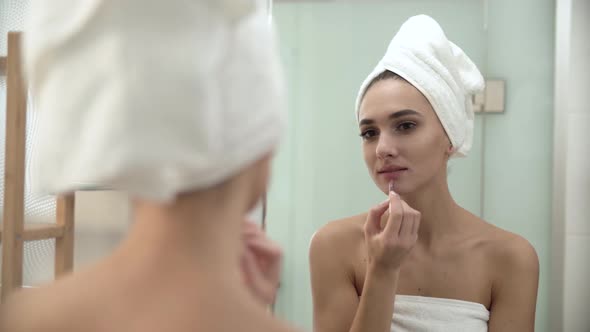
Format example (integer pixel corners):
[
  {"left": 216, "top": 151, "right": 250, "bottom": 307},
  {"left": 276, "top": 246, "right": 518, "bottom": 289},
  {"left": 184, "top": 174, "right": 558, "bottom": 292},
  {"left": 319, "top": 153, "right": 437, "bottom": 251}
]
[
  {"left": 400, "top": 173, "right": 463, "bottom": 247},
  {"left": 114, "top": 189, "right": 247, "bottom": 290},
  {"left": 97, "top": 189, "right": 279, "bottom": 330}
]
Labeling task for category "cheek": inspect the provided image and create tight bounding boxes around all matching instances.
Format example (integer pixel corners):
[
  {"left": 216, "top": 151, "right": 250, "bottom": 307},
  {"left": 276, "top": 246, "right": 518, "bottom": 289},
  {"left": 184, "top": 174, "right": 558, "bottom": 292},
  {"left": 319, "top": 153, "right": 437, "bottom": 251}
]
[
  {"left": 362, "top": 143, "right": 376, "bottom": 168},
  {"left": 406, "top": 129, "right": 448, "bottom": 167}
]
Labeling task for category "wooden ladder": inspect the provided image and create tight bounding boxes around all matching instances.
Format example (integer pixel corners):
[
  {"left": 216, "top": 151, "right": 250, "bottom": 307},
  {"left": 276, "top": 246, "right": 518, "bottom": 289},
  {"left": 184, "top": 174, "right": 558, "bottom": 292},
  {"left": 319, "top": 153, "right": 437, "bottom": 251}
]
[{"left": 0, "top": 31, "right": 75, "bottom": 302}]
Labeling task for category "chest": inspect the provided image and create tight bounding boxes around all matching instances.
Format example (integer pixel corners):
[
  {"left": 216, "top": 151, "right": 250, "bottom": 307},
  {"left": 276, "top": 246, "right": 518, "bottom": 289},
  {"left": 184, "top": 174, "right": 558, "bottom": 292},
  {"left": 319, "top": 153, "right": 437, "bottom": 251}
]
[{"left": 353, "top": 244, "right": 493, "bottom": 309}]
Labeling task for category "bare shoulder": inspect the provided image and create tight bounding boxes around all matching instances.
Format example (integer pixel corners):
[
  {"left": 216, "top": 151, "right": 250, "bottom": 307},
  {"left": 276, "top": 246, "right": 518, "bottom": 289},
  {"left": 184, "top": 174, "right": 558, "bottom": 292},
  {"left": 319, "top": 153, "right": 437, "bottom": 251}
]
[
  {"left": 0, "top": 290, "right": 34, "bottom": 332},
  {"left": 0, "top": 286, "right": 64, "bottom": 332},
  {"left": 487, "top": 226, "right": 537, "bottom": 271},
  {"left": 0, "top": 269, "right": 101, "bottom": 332},
  {"left": 309, "top": 213, "right": 366, "bottom": 259},
  {"left": 493, "top": 233, "right": 539, "bottom": 289},
  {"left": 466, "top": 213, "right": 539, "bottom": 277}
]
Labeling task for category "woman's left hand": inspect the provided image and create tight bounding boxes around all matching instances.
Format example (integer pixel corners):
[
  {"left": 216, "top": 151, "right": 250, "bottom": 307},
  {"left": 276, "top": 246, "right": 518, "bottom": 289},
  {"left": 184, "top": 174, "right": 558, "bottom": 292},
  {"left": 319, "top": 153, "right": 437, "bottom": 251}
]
[{"left": 240, "top": 220, "right": 282, "bottom": 307}]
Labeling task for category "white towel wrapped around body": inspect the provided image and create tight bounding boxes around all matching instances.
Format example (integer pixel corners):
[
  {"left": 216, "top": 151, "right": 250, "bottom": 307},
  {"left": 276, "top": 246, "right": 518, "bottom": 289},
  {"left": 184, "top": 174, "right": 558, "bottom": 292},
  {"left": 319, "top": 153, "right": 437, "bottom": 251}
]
[
  {"left": 356, "top": 15, "right": 484, "bottom": 157},
  {"left": 392, "top": 295, "right": 490, "bottom": 332},
  {"left": 24, "top": 0, "right": 285, "bottom": 201}
]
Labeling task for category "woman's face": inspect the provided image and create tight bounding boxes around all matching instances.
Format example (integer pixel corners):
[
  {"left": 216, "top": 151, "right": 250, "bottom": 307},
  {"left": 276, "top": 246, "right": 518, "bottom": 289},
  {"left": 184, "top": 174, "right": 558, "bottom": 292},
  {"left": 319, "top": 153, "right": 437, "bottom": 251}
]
[{"left": 358, "top": 78, "right": 451, "bottom": 195}]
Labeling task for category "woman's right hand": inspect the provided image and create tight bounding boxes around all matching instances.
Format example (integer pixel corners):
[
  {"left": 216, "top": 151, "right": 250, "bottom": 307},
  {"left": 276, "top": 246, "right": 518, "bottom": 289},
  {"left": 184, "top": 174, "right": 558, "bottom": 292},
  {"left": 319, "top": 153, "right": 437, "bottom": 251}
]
[
  {"left": 240, "top": 220, "right": 282, "bottom": 307},
  {"left": 364, "top": 191, "right": 421, "bottom": 273}
]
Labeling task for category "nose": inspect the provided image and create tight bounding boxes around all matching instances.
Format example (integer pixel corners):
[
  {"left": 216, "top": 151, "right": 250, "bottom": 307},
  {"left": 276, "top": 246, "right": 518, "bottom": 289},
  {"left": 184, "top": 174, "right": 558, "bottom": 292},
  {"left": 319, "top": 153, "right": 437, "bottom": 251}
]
[{"left": 375, "top": 133, "right": 399, "bottom": 160}]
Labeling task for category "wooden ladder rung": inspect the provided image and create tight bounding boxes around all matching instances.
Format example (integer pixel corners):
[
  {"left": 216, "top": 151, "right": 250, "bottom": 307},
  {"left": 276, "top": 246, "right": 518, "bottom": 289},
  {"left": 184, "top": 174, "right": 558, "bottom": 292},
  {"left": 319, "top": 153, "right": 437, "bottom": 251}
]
[
  {"left": 0, "top": 56, "right": 6, "bottom": 75},
  {"left": 0, "top": 223, "right": 65, "bottom": 242}
]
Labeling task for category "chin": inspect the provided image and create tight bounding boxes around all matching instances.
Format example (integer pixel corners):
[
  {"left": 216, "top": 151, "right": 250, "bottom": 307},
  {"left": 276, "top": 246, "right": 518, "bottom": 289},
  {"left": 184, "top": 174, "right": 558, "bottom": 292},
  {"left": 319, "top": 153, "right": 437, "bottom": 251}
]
[{"left": 378, "top": 180, "right": 414, "bottom": 196}]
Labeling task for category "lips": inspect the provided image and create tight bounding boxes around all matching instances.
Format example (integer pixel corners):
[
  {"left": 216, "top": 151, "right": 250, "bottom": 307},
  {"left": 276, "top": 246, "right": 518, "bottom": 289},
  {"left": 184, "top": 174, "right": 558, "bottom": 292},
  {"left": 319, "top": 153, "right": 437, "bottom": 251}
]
[
  {"left": 378, "top": 166, "right": 407, "bottom": 173},
  {"left": 377, "top": 166, "right": 408, "bottom": 181}
]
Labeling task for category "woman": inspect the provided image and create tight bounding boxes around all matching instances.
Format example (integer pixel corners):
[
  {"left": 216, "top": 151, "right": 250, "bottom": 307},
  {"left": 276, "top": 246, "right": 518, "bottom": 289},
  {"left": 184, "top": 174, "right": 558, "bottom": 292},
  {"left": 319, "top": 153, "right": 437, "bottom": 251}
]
[
  {"left": 0, "top": 1, "right": 297, "bottom": 332},
  {"left": 309, "top": 15, "right": 539, "bottom": 332}
]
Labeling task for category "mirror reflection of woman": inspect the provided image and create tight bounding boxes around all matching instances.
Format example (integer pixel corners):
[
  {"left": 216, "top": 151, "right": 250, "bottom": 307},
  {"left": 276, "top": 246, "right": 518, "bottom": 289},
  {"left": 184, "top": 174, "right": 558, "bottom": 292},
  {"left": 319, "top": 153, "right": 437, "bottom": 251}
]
[{"left": 310, "top": 15, "right": 539, "bottom": 332}]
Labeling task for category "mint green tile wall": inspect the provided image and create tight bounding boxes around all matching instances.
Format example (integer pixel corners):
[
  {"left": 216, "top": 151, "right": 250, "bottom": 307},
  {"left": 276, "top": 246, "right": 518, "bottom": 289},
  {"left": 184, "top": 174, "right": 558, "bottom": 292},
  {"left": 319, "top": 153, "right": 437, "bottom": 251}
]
[
  {"left": 268, "top": 1, "right": 554, "bottom": 331},
  {"left": 482, "top": 1, "right": 555, "bottom": 330}
]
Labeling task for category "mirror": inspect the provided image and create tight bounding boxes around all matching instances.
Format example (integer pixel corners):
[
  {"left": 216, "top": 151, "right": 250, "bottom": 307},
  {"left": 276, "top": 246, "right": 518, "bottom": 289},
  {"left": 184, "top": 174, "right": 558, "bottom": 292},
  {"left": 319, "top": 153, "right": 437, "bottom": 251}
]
[{"left": 264, "top": 1, "right": 581, "bottom": 331}]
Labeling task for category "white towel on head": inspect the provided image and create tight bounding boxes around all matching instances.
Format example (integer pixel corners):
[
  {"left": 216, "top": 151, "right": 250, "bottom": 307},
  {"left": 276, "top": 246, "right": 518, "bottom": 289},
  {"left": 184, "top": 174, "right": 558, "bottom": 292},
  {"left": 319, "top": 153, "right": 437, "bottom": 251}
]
[
  {"left": 24, "top": 0, "right": 285, "bottom": 202},
  {"left": 391, "top": 295, "right": 490, "bottom": 331},
  {"left": 355, "top": 15, "right": 484, "bottom": 157}
]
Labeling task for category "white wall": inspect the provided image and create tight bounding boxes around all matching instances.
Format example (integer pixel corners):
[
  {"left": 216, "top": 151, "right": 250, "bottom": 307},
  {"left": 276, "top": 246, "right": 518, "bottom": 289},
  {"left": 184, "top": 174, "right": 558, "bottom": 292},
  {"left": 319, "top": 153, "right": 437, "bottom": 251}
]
[{"left": 553, "top": 0, "right": 590, "bottom": 331}]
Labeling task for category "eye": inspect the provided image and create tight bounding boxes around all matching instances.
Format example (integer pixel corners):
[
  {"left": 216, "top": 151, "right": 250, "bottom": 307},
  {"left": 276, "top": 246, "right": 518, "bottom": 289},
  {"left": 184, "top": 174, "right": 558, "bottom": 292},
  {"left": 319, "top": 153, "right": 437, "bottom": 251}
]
[
  {"left": 396, "top": 122, "right": 416, "bottom": 132},
  {"left": 359, "top": 129, "right": 378, "bottom": 140}
]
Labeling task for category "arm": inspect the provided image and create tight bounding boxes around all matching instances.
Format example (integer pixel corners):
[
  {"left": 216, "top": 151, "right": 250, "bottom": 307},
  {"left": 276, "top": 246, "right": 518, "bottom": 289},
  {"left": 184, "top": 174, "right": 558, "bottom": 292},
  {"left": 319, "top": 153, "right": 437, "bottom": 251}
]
[
  {"left": 310, "top": 231, "right": 400, "bottom": 332},
  {"left": 349, "top": 266, "right": 400, "bottom": 332},
  {"left": 309, "top": 229, "right": 361, "bottom": 332},
  {"left": 488, "top": 237, "right": 539, "bottom": 332},
  {"left": 310, "top": 192, "right": 420, "bottom": 332}
]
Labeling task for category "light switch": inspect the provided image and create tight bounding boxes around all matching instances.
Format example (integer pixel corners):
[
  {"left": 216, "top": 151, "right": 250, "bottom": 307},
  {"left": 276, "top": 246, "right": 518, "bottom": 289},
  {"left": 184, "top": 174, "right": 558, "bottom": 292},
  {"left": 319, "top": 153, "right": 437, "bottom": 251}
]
[
  {"left": 472, "top": 91, "right": 485, "bottom": 113},
  {"left": 484, "top": 80, "right": 505, "bottom": 113},
  {"left": 471, "top": 79, "right": 506, "bottom": 113}
]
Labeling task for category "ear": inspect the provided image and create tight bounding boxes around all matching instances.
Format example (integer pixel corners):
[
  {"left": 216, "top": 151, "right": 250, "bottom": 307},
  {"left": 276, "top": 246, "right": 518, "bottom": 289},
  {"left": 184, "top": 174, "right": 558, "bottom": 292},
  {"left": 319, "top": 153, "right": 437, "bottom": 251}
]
[{"left": 445, "top": 144, "right": 454, "bottom": 158}]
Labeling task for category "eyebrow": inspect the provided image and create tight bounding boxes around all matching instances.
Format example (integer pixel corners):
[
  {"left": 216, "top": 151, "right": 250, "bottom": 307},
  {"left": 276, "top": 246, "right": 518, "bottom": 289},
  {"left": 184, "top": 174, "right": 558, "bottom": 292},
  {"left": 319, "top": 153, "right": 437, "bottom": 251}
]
[{"left": 359, "top": 109, "right": 421, "bottom": 126}]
